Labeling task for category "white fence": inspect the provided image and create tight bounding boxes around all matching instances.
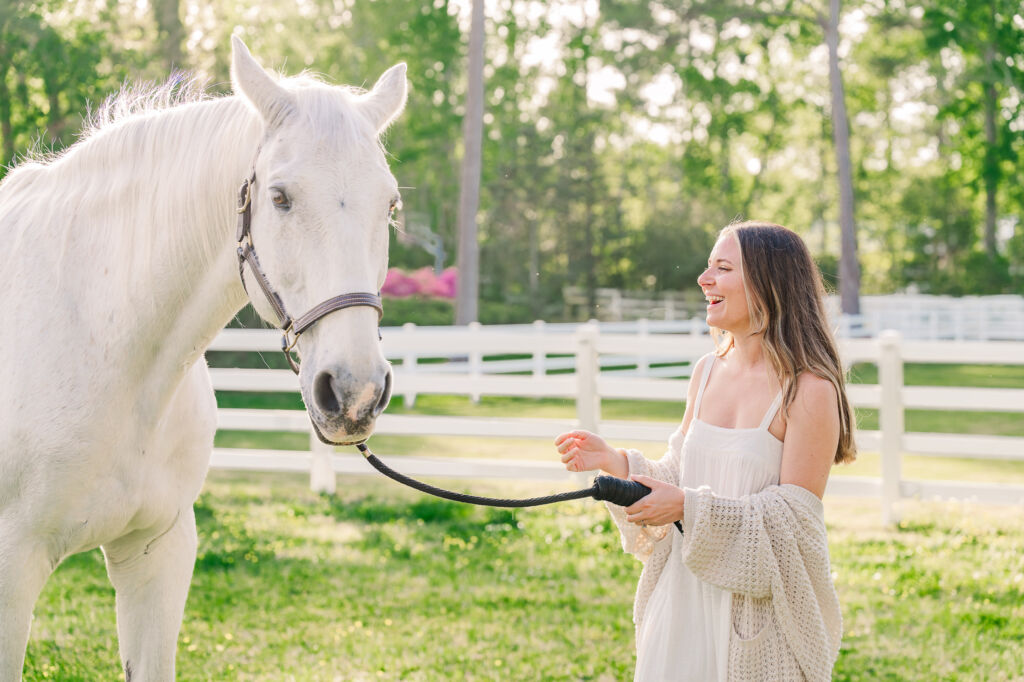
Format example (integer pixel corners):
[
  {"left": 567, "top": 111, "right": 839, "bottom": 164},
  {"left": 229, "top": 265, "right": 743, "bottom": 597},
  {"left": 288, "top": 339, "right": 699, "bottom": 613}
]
[
  {"left": 562, "top": 288, "right": 1024, "bottom": 341},
  {"left": 839, "top": 294, "right": 1024, "bottom": 341},
  {"left": 207, "top": 324, "right": 1024, "bottom": 523}
]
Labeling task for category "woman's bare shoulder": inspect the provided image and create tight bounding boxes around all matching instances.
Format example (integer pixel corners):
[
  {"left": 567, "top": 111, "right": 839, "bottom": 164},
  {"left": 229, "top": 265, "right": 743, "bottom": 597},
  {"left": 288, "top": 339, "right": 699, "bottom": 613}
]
[{"left": 792, "top": 372, "right": 839, "bottom": 418}]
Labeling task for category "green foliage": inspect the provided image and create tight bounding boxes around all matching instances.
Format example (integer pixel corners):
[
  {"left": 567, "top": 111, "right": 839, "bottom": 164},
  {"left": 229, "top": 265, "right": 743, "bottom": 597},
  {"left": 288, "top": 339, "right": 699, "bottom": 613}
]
[
  {"left": 0, "top": 1, "right": 149, "bottom": 167},
  {"left": 380, "top": 297, "right": 456, "bottom": 327},
  {"left": 2, "top": 0, "right": 1022, "bottom": 319}
]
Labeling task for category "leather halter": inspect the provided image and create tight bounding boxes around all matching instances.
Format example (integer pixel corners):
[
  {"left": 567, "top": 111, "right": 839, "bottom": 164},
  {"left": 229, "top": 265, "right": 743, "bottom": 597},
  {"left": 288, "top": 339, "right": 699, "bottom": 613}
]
[{"left": 235, "top": 171, "right": 383, "bottom": 374}]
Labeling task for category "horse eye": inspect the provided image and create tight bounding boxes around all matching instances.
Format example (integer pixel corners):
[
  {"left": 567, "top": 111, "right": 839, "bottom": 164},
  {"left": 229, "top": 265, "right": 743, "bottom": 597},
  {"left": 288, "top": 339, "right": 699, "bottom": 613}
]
[{"left": 270, "top": 188, "right": 291, "bottom": 210}]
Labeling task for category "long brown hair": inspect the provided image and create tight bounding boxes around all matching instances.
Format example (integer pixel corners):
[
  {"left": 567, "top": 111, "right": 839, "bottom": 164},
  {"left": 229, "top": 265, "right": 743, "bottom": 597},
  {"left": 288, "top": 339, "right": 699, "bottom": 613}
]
[{"left": 712, "top": 221, "right": 856, "bottom": 464}]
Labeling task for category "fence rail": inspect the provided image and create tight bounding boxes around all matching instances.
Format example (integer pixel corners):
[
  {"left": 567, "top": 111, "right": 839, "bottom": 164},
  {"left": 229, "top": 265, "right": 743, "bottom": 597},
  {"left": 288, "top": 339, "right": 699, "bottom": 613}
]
[{"left": 208, "top": 324, "right": 1024, "bottom": 522}]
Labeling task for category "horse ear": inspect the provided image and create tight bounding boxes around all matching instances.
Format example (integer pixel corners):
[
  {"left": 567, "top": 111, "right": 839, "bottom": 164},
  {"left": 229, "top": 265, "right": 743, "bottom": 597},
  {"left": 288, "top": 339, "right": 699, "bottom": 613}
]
[
  {"left": 230, "top": 36, "right": 296, "bottom": 128},
  {"left": 360, "top": 63, "right": 408, "bottom": 133}
]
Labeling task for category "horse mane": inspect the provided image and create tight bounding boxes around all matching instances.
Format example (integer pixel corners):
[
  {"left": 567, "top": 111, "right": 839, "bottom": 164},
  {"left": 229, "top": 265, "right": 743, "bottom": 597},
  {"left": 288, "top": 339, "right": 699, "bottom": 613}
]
[{"left": 83, "top": 74, "right": 213, "bottom": 142}]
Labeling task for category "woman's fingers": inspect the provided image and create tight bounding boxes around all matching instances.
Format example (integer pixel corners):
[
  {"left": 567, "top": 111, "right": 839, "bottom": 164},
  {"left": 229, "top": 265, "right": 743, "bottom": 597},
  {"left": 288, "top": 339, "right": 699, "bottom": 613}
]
[{"left": 554, "top": 430, "right": 589, "bottom": 446}]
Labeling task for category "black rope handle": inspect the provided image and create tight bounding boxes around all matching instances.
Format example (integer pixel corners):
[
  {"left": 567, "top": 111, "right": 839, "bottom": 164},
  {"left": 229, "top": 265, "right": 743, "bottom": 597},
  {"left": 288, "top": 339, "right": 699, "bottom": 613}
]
[{"left": 355, "top": 443, "right": 683, "bottom": 533}]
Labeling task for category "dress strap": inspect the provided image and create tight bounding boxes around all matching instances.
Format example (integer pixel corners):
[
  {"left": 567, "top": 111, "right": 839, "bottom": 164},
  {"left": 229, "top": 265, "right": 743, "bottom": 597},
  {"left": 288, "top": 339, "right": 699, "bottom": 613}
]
[
  {"left": 758, "top": 390, "right": 785, "bottom": 431},
  {"left": 692, "top": 354, "right": 716, "bottom": 420}
]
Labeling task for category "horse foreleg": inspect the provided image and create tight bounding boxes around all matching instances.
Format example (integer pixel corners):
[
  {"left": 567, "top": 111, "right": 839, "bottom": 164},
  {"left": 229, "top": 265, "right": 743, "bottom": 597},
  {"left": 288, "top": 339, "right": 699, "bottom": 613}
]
[
  {"left": 102, "top": 506, "right": 197, "bottom": 682},
  {"left": 0, "top": 538, "right": 54, "bottom": 681}
]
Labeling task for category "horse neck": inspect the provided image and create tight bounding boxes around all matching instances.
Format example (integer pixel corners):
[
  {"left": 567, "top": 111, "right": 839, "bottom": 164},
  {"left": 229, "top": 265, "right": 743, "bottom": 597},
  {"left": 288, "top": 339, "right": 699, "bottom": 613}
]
[{"left": 70, "top": 97, "right": 261, "bottom": 391}]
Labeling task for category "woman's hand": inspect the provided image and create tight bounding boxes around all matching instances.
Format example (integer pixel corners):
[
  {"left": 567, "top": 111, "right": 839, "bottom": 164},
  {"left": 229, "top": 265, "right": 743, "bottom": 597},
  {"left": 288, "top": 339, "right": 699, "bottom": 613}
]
[
  {"left": 554, "top": 430, "right": 618, "bottom": 474},
  {"left": 624, "top": 474, "right": 685, "bottom": 527}
]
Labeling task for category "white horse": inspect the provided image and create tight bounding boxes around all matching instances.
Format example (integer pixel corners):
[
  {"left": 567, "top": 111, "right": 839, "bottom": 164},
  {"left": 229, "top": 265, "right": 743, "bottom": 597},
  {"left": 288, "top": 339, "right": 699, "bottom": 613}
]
[{"left": 0, "top": 37, "right": 405, "bottom": 680}]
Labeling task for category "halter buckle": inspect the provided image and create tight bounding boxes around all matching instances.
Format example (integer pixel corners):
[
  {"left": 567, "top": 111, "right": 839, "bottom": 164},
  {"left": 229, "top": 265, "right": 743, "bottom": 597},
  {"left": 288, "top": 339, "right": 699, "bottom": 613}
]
[
  {"left": 280, "top": 324, "right": 302, "bottom": 375},
  {"left": 281, "top": 323, "right": 300, "bottom": 354},
  {"left": 236, "top": 178, "right": 252, "bottom": 214}
]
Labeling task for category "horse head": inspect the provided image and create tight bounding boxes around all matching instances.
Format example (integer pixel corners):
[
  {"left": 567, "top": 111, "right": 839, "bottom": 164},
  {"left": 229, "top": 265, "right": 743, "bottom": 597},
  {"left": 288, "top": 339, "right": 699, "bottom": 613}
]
[{"left": 230, "top": 37, "right": 404, "bottom": 444}]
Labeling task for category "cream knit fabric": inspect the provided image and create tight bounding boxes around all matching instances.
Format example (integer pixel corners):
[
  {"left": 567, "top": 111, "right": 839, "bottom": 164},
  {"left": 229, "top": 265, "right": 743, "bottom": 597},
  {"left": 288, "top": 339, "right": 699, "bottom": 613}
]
[
  {"left": 683, "top": 483, "right": 841, "bottom": 680},
  {"left": 609, "top": 477, "right": 841, "bottom": 681}
]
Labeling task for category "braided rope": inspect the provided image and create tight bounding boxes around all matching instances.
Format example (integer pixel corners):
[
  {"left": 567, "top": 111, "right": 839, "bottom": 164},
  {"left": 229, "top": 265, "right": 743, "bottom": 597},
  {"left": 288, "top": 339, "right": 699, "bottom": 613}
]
[
  {"left": 355, "top": 443, "right": 685, "bottom": 534},
  {"left": 357, "top": 443, "right": 595, "bottom": 507}
]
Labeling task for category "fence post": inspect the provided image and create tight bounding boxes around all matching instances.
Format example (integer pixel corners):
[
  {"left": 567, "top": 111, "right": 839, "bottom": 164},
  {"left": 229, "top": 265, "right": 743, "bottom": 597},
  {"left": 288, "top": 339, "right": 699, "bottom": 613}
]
[
  {"left": 879, "top": 330, "right": 904, "bottom": 524},
  {"left": 532, "top": 319, "right": 546, "bottom": 378},
  {"left": 575, "top": 322, "right": 601, "bottom": 432},
  {"left": 309, "top": 432, "right": 336, "bottom": 494},
  {"left": 468, "top": 321, "right": 482, "bottom": 403},
  {"left": 402, "top": 322, "right": 418, "bottom": 408},
  {"left": 636, "top": 318, "right": 650, "bottom": 377}
]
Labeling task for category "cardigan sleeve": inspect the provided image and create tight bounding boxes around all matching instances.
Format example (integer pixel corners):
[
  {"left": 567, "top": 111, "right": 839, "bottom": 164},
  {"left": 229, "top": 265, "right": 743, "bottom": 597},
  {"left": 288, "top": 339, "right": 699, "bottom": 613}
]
[
  {"left": 605, "top": 441, "right": 682, "bottom": 561},
  {"left": 678, "top": 484, "right": 830, "bottom": 599}
]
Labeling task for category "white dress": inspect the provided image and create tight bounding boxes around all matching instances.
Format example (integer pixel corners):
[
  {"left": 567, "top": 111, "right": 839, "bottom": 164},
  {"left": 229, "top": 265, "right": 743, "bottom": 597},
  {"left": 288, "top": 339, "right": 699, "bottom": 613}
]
[{"left": 634, "top": 355, "right": 784, "bottom": 682}]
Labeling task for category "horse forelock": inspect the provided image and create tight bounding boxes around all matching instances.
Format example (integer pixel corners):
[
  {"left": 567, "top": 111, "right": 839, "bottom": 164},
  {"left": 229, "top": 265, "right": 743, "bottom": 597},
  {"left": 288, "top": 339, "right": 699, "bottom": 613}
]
[{"left": 281, "top": 73, "right": 388, "bottom": 162}]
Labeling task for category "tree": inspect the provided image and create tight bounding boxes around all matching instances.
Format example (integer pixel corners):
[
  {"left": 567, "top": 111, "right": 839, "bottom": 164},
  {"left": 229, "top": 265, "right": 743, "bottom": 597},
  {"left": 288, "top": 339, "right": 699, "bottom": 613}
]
[
  {"left": 455, "top": 0, "right": 485, "bottom": 324},
  {"left": 824, "top": 0, "right": 861, "bottom": 314},
  {"left": 922, "top": 0, "right": 1024, "bottom": 262},
  {"left": 0, "top": 2, "right": 140, "bottom": 173},
  {"left": 151, "top": 0, "right": 185, "bottom": 71},
  {"left": 593, "top": 0, "right": 865, "bottom": 312}
]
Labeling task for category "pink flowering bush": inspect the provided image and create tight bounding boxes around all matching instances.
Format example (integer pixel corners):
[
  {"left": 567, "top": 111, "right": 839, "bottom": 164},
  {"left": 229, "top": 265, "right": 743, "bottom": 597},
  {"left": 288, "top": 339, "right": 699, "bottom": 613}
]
[{"left": 382, "top": 267, "right": 457, "bottom": 299}]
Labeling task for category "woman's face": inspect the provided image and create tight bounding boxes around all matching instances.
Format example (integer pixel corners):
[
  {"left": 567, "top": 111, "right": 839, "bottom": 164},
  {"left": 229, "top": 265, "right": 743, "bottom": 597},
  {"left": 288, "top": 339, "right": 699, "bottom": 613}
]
[{"left": 697, "top": 233, "right": 751, "bottom": 334}]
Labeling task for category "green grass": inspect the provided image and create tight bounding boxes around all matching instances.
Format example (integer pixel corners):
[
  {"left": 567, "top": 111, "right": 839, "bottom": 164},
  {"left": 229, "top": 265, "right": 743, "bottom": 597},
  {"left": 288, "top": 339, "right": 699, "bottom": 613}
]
[
  {"left": 25, "top": 473, "right": 1024, "bottom": 680},
  {"left": 849, "top": 362, "right": 1024, "bottom": 389}
]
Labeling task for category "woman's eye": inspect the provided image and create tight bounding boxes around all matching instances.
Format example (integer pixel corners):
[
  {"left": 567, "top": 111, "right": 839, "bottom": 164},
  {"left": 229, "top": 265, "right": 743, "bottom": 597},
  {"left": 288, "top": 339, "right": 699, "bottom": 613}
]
[{"left": 270, "top": 188, "right": 291, "bottom": 210}]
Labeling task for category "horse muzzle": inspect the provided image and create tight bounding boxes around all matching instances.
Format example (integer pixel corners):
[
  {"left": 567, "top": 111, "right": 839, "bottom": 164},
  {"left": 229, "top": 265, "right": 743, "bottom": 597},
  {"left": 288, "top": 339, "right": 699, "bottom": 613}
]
[{"left": 305, "top": 362, "right": 392, "bottom": 444}]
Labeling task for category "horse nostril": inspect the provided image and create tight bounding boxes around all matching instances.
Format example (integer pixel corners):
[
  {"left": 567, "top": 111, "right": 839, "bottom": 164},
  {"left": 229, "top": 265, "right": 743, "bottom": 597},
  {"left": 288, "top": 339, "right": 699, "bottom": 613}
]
[
  {"left": 372, "top": 369, "right": 392, "bottom": 418},
  {"left": 313, "top": 371, "right": 340, "bottom": 416}
]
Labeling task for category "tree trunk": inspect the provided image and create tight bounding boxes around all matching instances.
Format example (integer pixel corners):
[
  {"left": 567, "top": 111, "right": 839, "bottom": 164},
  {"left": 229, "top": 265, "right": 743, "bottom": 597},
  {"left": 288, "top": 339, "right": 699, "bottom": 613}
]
[
  {"left": 982, "top": 43, "right": 998, "bottom": 258},
  {"left": 152, "top": 0, "right": 185, "bottom": 71},
  {"left": 528, "top": 219, "right": 540, "bottom": 318},
  {"left": 826, "top": 0, "right": 861, "bottom": 315},
  {"left": 0, "top": 63, "right": 14, "bottom": 169},
  {"left": 455, "top": 0, "right": 485, "bottom": 325}
]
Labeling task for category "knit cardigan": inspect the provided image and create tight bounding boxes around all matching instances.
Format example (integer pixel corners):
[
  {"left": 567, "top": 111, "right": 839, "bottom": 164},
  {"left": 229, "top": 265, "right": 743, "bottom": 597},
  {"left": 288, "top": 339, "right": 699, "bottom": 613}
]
[{"left": 607, "top": 448, "right": 842, "bottom": 682}]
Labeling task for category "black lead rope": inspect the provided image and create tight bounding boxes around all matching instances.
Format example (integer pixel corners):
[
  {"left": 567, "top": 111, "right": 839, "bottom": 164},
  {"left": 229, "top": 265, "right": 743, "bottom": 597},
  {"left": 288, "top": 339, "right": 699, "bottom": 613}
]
[{"left": 356, "top": 443, "right": 684, "bottom": 534}]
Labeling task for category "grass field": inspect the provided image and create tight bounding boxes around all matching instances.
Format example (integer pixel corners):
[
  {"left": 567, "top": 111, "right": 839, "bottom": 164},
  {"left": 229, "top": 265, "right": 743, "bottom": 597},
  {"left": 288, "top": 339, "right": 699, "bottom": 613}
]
[{"left": 25, "top": 472, "right": 1024, "bottom": 681}]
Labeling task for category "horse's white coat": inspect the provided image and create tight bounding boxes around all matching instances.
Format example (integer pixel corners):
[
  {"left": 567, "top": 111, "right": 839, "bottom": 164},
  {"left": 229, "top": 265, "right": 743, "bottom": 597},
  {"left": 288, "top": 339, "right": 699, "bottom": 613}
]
[{"left": 0, "top": 37, "right": 406, "bottom": 680}]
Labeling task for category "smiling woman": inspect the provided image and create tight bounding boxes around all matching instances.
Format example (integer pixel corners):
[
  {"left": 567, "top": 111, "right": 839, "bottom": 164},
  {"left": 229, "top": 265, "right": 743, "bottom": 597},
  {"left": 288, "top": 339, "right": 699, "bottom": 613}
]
[{"left": 554, "top": 220, "right": 854, "bottom": 681}]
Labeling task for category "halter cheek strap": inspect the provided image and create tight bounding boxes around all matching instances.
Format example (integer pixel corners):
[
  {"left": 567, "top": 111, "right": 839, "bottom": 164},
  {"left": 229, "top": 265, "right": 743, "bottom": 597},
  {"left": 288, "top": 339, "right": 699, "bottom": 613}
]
[{"left": 235, "top": 172, "right": 383, "bottom": 374}]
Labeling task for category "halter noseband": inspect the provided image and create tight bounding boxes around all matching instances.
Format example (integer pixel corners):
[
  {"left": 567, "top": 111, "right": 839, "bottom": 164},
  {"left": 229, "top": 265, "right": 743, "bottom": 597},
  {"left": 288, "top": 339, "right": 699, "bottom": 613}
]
[{"left": 236, "top": 171, "right": 383, "bottom": 374}]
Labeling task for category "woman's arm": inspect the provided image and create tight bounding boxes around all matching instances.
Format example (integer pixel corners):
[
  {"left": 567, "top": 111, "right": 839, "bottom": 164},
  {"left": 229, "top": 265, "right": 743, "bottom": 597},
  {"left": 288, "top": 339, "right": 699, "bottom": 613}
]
[{"left": 779, "top": 372, "right": 841, "bottom": 498}]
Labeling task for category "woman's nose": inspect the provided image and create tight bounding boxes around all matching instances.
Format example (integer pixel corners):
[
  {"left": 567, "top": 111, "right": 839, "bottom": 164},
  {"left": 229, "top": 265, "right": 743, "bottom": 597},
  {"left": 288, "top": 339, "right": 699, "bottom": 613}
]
[{"left": 697, "top": 269, "right": 712, "bottom": 286}]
